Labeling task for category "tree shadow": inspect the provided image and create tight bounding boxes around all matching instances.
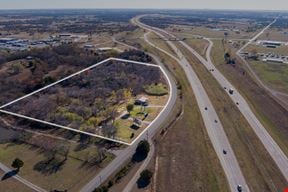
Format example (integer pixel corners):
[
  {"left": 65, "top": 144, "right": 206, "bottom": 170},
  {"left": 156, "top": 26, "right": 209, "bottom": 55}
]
[
  {"left": 132, "top": 152, "right": 147, "bottom": 163},
  {"left": 33, "top": 156, "right": 66, "bottom": 175},
  {"left": 1, "top": 169, "right": 19, "bottom": 181},
  {"left": 137, "top": 176, "right": 151, "bottom": 189}
]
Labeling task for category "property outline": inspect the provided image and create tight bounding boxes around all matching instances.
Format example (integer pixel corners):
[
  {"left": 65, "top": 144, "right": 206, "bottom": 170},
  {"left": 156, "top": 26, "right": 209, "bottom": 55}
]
[{"left": 0, "top": 58, "right": 173, "bottom": 146}]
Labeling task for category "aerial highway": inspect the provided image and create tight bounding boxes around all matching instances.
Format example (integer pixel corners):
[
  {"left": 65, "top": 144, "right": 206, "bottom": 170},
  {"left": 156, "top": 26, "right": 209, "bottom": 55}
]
[
  {"left": 132, "top": 16, "right": 250, "bottom": 192},
  {"left": 236, "top": 17, "right": 288, "bottom": 110},
  {"left": 80, "top": 55, "right": 178, "bottom": 192},
  {"left": 134, "top": 15, "right": 288, "bottom": 182}
]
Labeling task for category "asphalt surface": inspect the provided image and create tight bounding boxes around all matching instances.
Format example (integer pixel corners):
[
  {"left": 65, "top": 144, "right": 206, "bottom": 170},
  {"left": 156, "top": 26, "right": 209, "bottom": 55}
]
[
  {"left": 79, "top": 50, "right": 178, "bottom": 192},
  {"left": 133, "top": 16, "right": 250, "bottom": 192},
  {"left": 142, "top": 15, "right": 288, "bottom": 182}
]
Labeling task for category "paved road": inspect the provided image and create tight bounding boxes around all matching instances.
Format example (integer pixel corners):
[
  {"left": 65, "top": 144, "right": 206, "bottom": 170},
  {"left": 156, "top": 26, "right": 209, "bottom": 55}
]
[
  {"left": 133, "top": 16, "right": 249, "bottom": 192},
  {"left": 0, "top": 162, "right": 47, "bottom": 192},
  {"left": 143, "top": 15, "right": 288, "bottom": 182},
  {"left": 80, "top": 53, "right": 178, "bottom": 192},
  {"left": 204, "top": 38, "right": 288, "bottom": 181},
  {"left": 236, "top": 17, "right": 288, "bottom": 110}
]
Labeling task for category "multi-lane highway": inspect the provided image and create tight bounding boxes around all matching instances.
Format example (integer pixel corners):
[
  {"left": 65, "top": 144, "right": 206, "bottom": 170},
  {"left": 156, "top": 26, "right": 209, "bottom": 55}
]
[
  {"left": 132, "top": 16, "right": 250, "bottom": 192},
  {"left": 133, "top": 15, "right": 288, "bottom": 183}
]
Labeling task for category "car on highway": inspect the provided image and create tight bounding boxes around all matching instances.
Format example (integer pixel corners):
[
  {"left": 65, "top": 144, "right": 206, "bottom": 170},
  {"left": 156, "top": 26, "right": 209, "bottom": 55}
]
[
  {"left": 229, "top": 88, "right": 234, "bottom": 95},
  {"left": 237, "top": 185, "right": 242, "bottom": 192}
]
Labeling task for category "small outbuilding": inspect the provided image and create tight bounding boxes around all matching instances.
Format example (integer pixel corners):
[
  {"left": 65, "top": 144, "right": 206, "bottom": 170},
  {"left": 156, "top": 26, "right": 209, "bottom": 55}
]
[{"left": 135, "top": 96, "right": 149, "bottom": 106}]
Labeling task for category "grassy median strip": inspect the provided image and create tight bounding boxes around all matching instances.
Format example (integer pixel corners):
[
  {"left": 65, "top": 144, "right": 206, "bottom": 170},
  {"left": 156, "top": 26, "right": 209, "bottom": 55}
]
[
  {"left": 211, "top": 39, "right": 288, "bottom": 158},
  {"left": 138, "top": 33, "right": 230, "bottom": 192},
  {"left": 177, "top": 41, "right": 288, "bottom": 191}
]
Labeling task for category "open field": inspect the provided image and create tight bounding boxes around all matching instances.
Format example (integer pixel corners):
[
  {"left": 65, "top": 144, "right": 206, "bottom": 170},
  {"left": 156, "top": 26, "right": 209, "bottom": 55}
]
[
  {"left": 136, "top": 31, "right": 231, "bottom": 192},
  {"left": 0, "top": 170, "right": 34, "bottom": 192},
  {"left": 249, "top": 60, "right": 288, "bottom": 94},
  {"left": 178, "top": 42, "right": 288, "bottom": 191},
  {"left": 147, "top": 32, "right": 177, "bottom": 57},
  {"left": 244, "top": 44, "right": 288, "bottom": 55},
  {"left": 184, "top": 38, "right": 209, "bottom": 59},
  {"left": 211, "top": 38, "right": 288, "bottom": 161},
  {"left": 0, "top": 131, "right": 114, "bottom": 192},
  {"left": 167, "top": 25, "right": 257, "bottom": 39},
  {"left": 259, "top": 28, "right": 288, "bottom": 41}
]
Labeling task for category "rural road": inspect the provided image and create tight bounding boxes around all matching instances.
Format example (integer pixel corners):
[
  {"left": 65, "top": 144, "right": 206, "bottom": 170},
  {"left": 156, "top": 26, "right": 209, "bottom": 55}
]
[
  {"left": 133, "top": 16, "right": 250, "bottom": 192},
  {"left": 0, "top": 162, "right": 47, "bottom": 192},
  {"left": 137, "top": 14, "right": 288, "bottom": 182},
  {"left": 80, "top": 54, "right": 178, "bottom": 192},
  {"left": 236, "top": 17, "right": 288, "bottom": 110}
]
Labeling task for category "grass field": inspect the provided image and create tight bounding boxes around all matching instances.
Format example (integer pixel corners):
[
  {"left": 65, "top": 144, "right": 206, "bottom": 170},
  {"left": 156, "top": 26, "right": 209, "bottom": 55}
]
[
  {"left": 249, "top": 60, "right": 288, "bottom": 94},
  {"left": 148, "top": 32, "right": 177, "bottom": 57},
  {"left": 259, "top": 28, "right": 288, "bottom": 41},
  {"left": 140, "top": 32, "right": 231, "bottom": 192},
  {"left": 0, "top": 170, "right": 33, "bottom": 192},
  {"left": 144, "top": 83, "right": 168, "bottom": 96},
  {"left": 183, "top": 38, "right": 209, "bottom": 59},
  {"left": 114, "top": 93, "right": 168, "bottom": 141},
  {"left": 211, "top": 39, "right": 288, "bottom": 157},
  {"left": 0, "top": 138, "right": 113, "bottom": 192},
  {"left": 244, "top": 44, "right": 288, "bottom": 55},
  {"left": 169, "top": 25, "right": 256, "bottom": 39},
  {"left": 178, "top": 41, "right": 288, "bottom": 191}
]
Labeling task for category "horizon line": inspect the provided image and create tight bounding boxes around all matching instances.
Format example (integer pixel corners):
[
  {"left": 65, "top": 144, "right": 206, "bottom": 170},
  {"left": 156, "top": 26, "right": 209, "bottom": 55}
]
[{"left": 0, "top": 8, "right": 287, "bottom": 12}]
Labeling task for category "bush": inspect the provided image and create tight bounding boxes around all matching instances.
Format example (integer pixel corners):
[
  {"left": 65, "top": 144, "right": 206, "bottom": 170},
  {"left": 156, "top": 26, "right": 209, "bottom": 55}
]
[
  {"left": 137, "top": 169, "right": 153, "bottom": 188},
  {"left": 93, "top": 186, "right": 108, "bottom": 192},
  {"left": 132, "top": 140, "right": 150, "bottom": 162},
  {"left": 11, "top": 158, "right": 24, "bottom": 170}
]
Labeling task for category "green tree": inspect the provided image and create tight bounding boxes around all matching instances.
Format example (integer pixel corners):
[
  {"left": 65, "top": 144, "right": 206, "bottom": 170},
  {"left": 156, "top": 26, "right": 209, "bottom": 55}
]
[
  {"left": 140, "top": 169, "right": 153, "bottom": 182},
  {"left": 126, "top": 104, "right": 134, "bottom": 114},
  {"left": 137, "top": 169, "right": 153, "bottom": 188},
  {"left": 11, "top": 158, "right": 24, "bottom": 170},
  {"left": 133, "top": 140, "right": 150, "bottom": 162}
]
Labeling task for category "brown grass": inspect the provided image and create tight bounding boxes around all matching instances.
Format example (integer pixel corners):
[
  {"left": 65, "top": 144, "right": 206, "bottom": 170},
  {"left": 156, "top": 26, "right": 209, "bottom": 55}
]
[
  {"left": 212, "top": 39, "right": 288, "bottom": 157},
  {"left": 142, "top": 40, "right": 230, "bottom": 192},
  {"left": 0, "top": 170, "right": 33, "bottom": 192},
  {"left": 177, "top": 40, "right": 288, "bottom": 191},
  {"left": 0, "top": 139, "right": 113, "bottom": 192}
]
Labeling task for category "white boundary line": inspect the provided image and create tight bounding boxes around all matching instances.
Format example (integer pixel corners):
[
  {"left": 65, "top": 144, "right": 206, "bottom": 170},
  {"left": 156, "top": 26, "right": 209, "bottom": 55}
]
[
  {"left": 0, "top": 58, "right": 110, "bottom": 109},
  {"left": 0, "top": 109, "right": 130, "bottom": 145},
  {"left": 0, "top": 58, "right": 172, "bottom": 146}
]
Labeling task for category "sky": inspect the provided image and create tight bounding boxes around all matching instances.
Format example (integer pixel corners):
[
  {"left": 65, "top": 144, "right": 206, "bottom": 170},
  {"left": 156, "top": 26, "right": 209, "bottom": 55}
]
[{"left": 0, "top": 0, "right": 287, "bottom": 10}]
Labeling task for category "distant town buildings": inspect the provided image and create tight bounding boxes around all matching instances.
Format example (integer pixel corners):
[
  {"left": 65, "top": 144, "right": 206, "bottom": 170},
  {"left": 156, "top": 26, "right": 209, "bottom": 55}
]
[{"left": 0, "top": 33, "right": 88, "bottom": 52}]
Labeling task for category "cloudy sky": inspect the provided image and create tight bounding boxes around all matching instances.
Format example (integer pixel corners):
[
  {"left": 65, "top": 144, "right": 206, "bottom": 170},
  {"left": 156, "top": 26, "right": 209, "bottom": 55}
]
[{"left": 0, "top": 0, "right": 287, "bottom": 10}]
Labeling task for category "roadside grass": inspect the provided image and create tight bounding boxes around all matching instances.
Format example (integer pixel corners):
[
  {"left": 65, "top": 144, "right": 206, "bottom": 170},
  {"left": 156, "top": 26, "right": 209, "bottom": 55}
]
[
  {"left": 144, "top": 83, "right": 168, "bottom": 96},
  {"left": 184, "top": 38, "right": 209, "bottom": 59},
  {"left": 0, "top": 170, "right": 33, "bottom": 192},
  {"left": 114, "top": 119, "right": 133, "bottom": 140},
  {"left": 146, "top": 95, "right": 169, "bottom": 106},
  {"left": 212, "top": 39, "right": 288, "bottom": 157},
  {"left": 186, "top": 40, "right": 288, "bottom": 190},
  {"left": 259, "top": 28, "right": 288, "bottom": 41},
  {"left": 147, "top": 32, "right": 177, "bottom": 57},
  {"left": 139, "top": 35, "right": 230, "bottom": 192},
  {"left": 170, "top": 26, "right": 256, "bottom": 39},
  {"left": 0, "top": 138, "right": 114, "bottom": 192},
  {"left": 249, "top": 60, "right": 288, "bottom": 94},
  {"left": 244, "top": 44, "right": 288, "bottom": 55}
]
